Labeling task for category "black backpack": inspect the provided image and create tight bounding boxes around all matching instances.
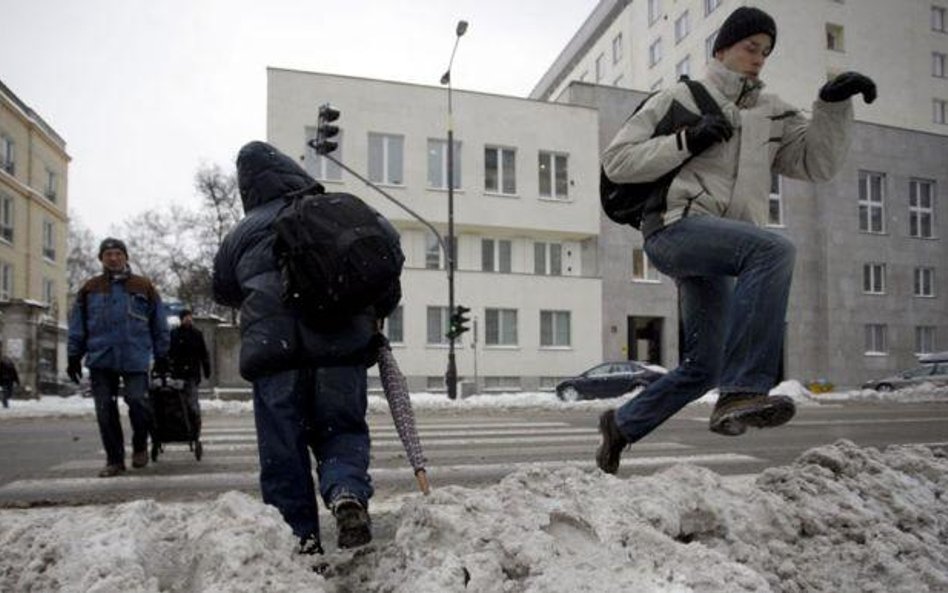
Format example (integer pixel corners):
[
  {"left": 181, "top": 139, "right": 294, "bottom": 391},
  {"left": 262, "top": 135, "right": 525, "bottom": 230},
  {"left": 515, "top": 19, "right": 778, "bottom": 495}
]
[
  {"left": 272, "top": 186, "right": 404, "bottom": 329},
  {"left": 600, "top": 78, "right": 723, "bottom": 228}
]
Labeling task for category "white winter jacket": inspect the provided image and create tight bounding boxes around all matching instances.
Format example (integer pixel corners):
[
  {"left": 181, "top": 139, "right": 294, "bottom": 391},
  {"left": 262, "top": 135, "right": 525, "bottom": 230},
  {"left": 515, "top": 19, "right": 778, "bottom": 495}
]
[{"left": 602, "top": 59, "right": 853, "bottom": 237}]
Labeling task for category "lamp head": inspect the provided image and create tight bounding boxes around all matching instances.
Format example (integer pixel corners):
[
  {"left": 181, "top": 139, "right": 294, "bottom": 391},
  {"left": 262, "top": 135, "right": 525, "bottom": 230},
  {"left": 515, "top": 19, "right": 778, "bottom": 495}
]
[{"left": 456, "top": 20, "right": 468, "bottom": 36}]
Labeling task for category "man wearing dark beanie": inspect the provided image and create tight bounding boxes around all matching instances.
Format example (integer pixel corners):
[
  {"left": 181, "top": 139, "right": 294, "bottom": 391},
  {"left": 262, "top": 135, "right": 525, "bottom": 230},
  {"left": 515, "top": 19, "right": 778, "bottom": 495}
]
[
  {"left": 67, "top": 237, "right": 170, "bottom": 477},
  {"left": 598, "top": 6, "right": 876, "bottom": 474}
]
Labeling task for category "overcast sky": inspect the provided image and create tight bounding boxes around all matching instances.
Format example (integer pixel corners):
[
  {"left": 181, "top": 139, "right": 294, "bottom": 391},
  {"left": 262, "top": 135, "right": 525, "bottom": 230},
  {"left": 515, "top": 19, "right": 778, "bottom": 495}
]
[{"left": 1, "top": 0, "right": 598, "bottom": 236}]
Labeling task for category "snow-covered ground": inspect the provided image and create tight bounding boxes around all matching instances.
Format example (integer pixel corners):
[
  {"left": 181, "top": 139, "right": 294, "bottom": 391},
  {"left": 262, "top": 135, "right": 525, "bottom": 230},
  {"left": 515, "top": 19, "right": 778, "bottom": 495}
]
[{"left": 1, "top": 380, "right": 946, "bottom": 592}]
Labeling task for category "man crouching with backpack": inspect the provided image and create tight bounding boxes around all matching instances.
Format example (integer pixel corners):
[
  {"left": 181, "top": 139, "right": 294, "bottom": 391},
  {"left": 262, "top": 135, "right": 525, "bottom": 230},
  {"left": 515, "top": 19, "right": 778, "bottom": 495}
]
[
  {"left": 213, "top": 141, "right": 399, "bottom": 555},
  {"left": 596, "top": 6, "right": 876, "bottom": 474}
]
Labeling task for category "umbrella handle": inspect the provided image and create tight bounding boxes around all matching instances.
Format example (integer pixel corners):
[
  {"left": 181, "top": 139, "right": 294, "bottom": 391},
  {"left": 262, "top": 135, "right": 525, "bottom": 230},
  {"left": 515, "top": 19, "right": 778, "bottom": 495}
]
[{"left": 415, "top": 469, "right": 430, "bottom": 495}]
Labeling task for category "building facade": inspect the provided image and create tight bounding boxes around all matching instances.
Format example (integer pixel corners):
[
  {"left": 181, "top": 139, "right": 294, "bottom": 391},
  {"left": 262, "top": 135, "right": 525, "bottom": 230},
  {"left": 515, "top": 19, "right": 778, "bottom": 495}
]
[
  {"left": 0, "top": 79, "right": 70, "bottom": 394},
  {"left": 267, "top": 69, "right": 603, "bottom": 393},
  {"left": 533, "top": 0, "right": 948, "bottom": 388}
]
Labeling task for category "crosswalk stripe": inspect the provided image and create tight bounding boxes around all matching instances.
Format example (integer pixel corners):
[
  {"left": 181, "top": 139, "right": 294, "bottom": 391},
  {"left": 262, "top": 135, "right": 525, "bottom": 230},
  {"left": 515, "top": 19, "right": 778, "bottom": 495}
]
[
  {"left": 200, "top": 421, "right": 574, "bottom": 435},
  {"left": 197, "top": 427, "right": 599, "bottom": 443}
]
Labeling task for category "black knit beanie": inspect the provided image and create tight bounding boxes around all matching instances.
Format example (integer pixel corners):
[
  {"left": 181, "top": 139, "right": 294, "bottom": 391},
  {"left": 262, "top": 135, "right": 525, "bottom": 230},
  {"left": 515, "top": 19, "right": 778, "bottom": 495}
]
[
  {"left": 712, "top": 6, "right": 777, "bottom": 55},
  {"left": 98, "top": 237, "right": 128, "bottom": 260}
]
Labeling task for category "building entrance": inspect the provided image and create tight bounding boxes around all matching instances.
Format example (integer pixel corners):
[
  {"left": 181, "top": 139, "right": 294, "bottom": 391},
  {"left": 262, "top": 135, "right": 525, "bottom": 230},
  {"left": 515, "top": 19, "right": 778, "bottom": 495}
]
[{"left": 627, "top": 316, "right": 663, "bottom": 365}]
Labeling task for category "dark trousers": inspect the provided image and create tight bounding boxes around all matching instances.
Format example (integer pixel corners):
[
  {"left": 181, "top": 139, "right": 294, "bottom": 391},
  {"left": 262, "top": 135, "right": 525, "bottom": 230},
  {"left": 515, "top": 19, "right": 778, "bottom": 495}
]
[
  {"left": 90, "top": 369, "right": 152, "bottom": 465},
  {"left": 0, "top": 384, "right": 11, "bottom": 408},
  {"left": 252, "top": 365, "right": 372, "bottom": 540},
  {"left": 182, "top": 378, "right": 202, "bottom": 436}
]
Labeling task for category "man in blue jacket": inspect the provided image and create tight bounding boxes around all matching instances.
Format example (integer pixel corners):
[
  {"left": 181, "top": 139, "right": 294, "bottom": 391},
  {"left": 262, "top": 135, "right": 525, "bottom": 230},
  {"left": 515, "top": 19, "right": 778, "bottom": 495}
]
[
  {"left": 68, "top": 238, "right": 170, "bottom": 477},
  {"left": 213, "top": 141, "right": 398, "bottom": 555}
]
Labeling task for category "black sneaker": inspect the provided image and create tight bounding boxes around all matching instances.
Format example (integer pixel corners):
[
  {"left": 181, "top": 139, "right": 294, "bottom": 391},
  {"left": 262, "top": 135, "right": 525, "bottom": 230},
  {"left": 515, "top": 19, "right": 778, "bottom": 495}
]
[
  {"left": 596, "top": 410, "right": 628, "bottom": 475},
  {"left": 332, "top": 496, "right": 372, "bottom": 549},
  {"left": 98, "top": 463, "right": 126, "bottom": 478},
  {"left": 709, "top": 393, "right": 796, "bottom": 436}
]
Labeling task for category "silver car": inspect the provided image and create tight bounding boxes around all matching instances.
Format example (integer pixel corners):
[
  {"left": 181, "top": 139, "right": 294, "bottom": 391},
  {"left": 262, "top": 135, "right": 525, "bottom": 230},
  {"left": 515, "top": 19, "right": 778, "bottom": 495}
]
[{"left": 861, "top": 352, "right": 948, "bottom": 392}]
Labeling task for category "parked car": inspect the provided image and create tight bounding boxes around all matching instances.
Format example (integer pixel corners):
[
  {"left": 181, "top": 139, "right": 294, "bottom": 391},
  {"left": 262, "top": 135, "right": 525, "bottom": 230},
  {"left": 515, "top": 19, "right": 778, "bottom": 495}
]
[
  {"left": 861, "top": 352, "right": 948, "bottom": 392},
  {"left": 555, "top": 361, "right": 665, "bottom": 402}
]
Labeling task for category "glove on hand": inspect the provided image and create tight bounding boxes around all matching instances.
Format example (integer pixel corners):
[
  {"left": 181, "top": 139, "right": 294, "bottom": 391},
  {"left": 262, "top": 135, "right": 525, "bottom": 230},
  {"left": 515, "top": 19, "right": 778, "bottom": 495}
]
[
  {"left": 819, "top": 72, "right": 877, "bottom": 104},
  {"left": 67, "top": 356, "right": 83, "bottom": 384},
  {"left": 153, "top": 356, "right": 170, "bottom": 376},
  {"left": 684, "top": 114, "right": 734, "bottom": 156}
]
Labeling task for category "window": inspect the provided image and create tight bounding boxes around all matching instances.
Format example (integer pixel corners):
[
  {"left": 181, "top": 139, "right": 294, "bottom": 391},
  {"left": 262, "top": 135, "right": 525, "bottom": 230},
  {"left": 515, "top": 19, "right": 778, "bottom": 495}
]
[
  {"left": 304, "top": 126, "right": 343, "bottom": 181},
  {"left": 705, "top": 30, "right": 719, "bottom": 62},
  {"left": 934, "top": 99, "right": 948, "bottom": 125},
  {"left": 534, "top": 242, "right": 563, "bottom": 276},
  {"left": 538, "top": 152, "right": 569, "bottom": 199},
  {"left": 909, "top": 179, "right": 935, "bottom": 238},
  {"left": 705, "top": 0, "right": 722, "bottom": 16},
  {"left": 485, "top": 308, "right": 518, "bottom": 346},
  {"left": 368, "top": 133, "right": 404, "bottom": 185},
  {"left": 914, "top": 267, "right": 935, "bottom": 297},
  {"left": 649, "top": 38, "right": 663, "bottom": 67},
  {"left": 425, "top": 231, "right": 454, "bottom": 270},
  {"left": 484, "top": 146, "right": 516, "bottom": 194},
  {"left": 595, "top": 53, "right": 605, "bottom": 83},
  {"left": 648, "top": 0, "right": 661, "bottom": 25},
  {"left": 44, "top": 168, "right": 57, "bottom": 201},
  {"left": 632, "top": 248, "right": 660, "bottom": 281},
  {"left": 612, "top": 33, "right": 623, "bottom": 64},
  {"left": 865, "top": 324, "right": 887, "bottom": 355},
  {"left": 42, "top": 220, "right": 55, "bottom": 261},
  {"left": 43, "top": 278, "right": 54, "bottom": 305},
  {"left": 934, "top": 52, "right": 947, "bottom": 78},
  {"left": 427, "top": 138, "right": 461, "bottom": 189},
  {"left": 0, "top": 135, "right": 13, "bottom": 175},
  {"left": 426, "top": 306, "right": 450, "bottom": 344},
  {"left": 0, "top": 193, "right": 12, "bottom": 243},
  {"left": 675, "top": 11, "right": 691, "bottom": 43},
  {"left": 858, "top": 171, "right": 886, "bottom": 233},
  {"left": 933, "top": 6, "right": 947, "bottom": 32},
  {"left": 768, "top": 172, "right": 784, "bottom": 226},
  {"left": 675, "top": 55, "right": 692, "bottom": 79},
  {"left": 426, "top": 376, "right": 446, "bottom": 391},
  {"left": 826, "top": 23, "right": 845, "bottom": 51},
  {"left": 0, "top": 262, "right": 11, "bottom": 300},
  {"left": 540, "top": 310, "right": 571, "bottom": 347},
  {"left": 863, "top": 263, "right": 886, "bottom": 294},
  {"left": 481, "top": 238, "right": 512, "bottom": 273},
  {"left": 484, "top": 376, "right": 521, "bottom": 391},
  {"left": 384, "top": 306, "right": 404, "bottom": 344},
  {"left": 916, "top": 326, "right": 937, "bottom": 354}
]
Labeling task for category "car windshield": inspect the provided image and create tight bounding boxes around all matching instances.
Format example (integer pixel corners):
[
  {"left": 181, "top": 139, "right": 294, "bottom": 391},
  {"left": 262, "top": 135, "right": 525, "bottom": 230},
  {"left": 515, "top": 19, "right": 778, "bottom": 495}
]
[{"left": 902, "top": 365, "right": 935, "bottom": 378}]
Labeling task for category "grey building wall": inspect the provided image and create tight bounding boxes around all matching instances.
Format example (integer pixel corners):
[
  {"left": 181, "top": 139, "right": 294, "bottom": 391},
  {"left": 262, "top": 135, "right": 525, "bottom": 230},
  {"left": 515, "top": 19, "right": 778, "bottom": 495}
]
[{"left": 559, "top": 81, "right": 948, "bottom": 389}]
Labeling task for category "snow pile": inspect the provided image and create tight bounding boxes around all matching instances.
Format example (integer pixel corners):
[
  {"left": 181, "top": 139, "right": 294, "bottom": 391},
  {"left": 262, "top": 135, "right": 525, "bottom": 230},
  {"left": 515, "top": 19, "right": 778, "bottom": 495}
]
[
  {"left": 1, "top": 440, "right": 945, "bottom": 592},
  {"left": 817, "top": 382, "right": 948, "bottom": 403}
]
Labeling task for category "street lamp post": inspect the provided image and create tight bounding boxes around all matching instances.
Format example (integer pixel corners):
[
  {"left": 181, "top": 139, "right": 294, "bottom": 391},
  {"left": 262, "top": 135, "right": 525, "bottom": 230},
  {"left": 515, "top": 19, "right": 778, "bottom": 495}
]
[{"left": 441, "top": 19, "right": 468, "bottom": 400}]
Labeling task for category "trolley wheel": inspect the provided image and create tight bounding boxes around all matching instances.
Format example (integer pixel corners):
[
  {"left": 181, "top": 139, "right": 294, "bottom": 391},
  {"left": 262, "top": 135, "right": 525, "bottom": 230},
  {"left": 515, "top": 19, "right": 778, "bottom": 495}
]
[
  {"left": 194, "top": 440, "right": 203, "bottom": 461},
  {"left": 150, "top": 442, "right": 161, "bottom": 462}
]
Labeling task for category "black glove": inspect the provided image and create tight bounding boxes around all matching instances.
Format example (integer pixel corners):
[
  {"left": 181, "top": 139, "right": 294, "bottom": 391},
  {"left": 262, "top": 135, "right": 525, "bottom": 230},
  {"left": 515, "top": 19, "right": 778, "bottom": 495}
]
[
  {"left": 153, "top": 356, "right": 170, "bottom": 376},
  {"left": 203, "top": 366, "right": 211, "bottom": 380},
  {"left": 819, "top": 72, "right": 877, "bottom": 104},
  {"left": 67, "top": 356, "right": 83, "bottom": 384},
  {"left": 684, "top": 114, "right": 734, "bottom": 155}
]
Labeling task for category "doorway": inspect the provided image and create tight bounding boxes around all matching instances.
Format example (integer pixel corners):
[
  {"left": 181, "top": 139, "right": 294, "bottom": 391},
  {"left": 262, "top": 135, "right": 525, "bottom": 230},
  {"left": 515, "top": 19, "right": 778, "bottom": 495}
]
[{"left": 627, "top": 316, "right": 663, "bottom": 365}]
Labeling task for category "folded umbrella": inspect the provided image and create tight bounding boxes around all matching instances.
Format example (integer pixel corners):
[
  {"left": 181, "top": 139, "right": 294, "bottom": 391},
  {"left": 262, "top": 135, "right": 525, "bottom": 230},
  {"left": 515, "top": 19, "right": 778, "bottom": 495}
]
[{"left": 377, "top": 343, "right": 429, "bottom": 495}]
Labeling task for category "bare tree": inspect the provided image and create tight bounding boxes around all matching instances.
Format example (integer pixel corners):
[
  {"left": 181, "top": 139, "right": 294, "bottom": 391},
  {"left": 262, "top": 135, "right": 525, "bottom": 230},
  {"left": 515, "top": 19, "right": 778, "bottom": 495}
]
[{"left": 66, "top": 213, "right": 100, "bottom": 296}]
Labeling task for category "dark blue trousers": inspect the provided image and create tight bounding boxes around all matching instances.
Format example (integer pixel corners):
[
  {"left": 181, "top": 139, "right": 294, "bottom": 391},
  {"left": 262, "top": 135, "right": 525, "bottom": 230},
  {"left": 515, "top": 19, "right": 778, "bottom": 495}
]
[{"left": 90, "top": 369, "right": 152, "bottom": 465}]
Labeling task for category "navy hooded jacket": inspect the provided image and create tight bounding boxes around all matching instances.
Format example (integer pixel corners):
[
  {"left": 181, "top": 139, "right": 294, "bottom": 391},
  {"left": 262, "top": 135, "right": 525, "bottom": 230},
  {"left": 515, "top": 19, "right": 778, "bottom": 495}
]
[{"left": 212, "top": 141, "right": 381, "bottom": 380}]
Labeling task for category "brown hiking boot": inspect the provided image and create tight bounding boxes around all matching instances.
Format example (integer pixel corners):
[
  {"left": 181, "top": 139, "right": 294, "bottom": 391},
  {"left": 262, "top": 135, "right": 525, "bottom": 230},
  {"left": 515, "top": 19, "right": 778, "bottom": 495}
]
[
  {"left": 709, "top": 393, "right": 796, "bottom": 436},
  {"left": 596, "top": 410, "right": 628, "bottom": 474},
  {"left": 131, "top": 450, "right": 149, "bottom": 468},
  {"left": 98, "top": 463, "right": 126, "bottom": 478}
]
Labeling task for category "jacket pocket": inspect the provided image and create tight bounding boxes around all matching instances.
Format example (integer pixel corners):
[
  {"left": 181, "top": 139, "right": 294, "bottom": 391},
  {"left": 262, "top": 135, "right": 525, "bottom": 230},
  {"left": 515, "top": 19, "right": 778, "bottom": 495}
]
[{"left": 128, "top": 293, "right": 150, "bottom": 322}]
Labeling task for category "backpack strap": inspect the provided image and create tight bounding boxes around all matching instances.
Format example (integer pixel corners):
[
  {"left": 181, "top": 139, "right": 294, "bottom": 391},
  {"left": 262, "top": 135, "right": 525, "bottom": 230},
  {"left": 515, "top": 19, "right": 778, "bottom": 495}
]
[{"left": 682, "top": 79, "right": 724, "bottom": 118}]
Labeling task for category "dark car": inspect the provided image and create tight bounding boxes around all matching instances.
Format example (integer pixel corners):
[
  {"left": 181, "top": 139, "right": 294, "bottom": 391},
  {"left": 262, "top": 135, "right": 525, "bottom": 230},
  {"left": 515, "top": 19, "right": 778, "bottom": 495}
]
[
  {"left": 555, "top": 361, "right": 665, "bottom": 402},
  {"left": 861, "top": 352, "right": 948, "bottom": 392}
]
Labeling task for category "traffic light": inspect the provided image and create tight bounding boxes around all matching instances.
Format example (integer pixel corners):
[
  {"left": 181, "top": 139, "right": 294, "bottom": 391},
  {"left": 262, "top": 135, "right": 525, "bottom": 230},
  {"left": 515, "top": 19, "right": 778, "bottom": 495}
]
[
  {"left": 447, "top": 305, "right": 471, "bottom": 340},
  {"left": 310, "top": 103, "right": 340, "bottom": 155}
]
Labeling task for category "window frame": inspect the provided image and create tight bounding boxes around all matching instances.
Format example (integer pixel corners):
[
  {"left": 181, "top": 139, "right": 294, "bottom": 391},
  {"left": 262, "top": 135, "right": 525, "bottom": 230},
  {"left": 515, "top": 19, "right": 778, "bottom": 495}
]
[
  {"left": 612, "top": 33, "right": 623, "bottom": 64},
  {"left": 595, "top": 53, "right": 605, "bottom": 83},
  {"left": 648, "top": 38, "right": 663, "bottom": 67},
  {"left": 427, "top": 137, "right": 462, "bottom": 190},
  {"left": 540, "top": 310, "right": 571, "bottom": 348},
  {"left": 481, "top": 238, "right": 512, "bottom": 273},
  {"left": 934, "top": 52, "right": 947, "bottom": 78},
  {"left": 858, "top": 170, "right": 886, "bottom": 234},
  {"left": 534, "top": 242, "right": 563, "bottom": 276},
  {"left": 0, "top": 135, "right": 13, "bottom": 175},
  {"left": 484, "top": 145, "right": 517, "bottom": 195},
  {"left": 648, "top": 0, "right": 662, "bottom": 25},
  {"left": 367, "top": 132, "right": 405, "bottom": 186},
  {"left": 0, "top": 193, "right": 13, "bottom": 244},
  {"left": 632, "top": 248, "right": 660, "bottom": 282},
  {"left": 825, "top": 23, "right": 845, "bottom": 52},
  {"left": 42, "top": 219, "right": 55, "bottom": 261},
  {"left": 914, "top": 266, "right": 936, "bottom": 297},
  {"left": 0, "top": 262, "right": 11, "bottom": 300},
  {"left": 915, "top": 326, "right": 937, "bottom": 354},
  {"left": 862, "top": 263, "right": 886, "bottom": 295},
  {"left": 426, "top": 306, "right": 450, "bottom": 345},
  {"left": 704, "top": 0, "right": 722, "bottom": 17},
  {"left": 933, "top": 5, "right": 947, "bottom": 32},
  {"left": 934, "top": 98, "right": 948, "bottom": 125},
  {"left": 538, "top": 151, "right": 569, "bottom": 200},
  {"left": 909, "top": 179, "right": 935, "bottom": 239},
  {"left": 864, "top": 323, "right": 887, "bottom": 355},
  {"left": 485, "top": 308, "right": 518, "bottom": 347},
  {"left": 675, "top": 10, "right": 691, "bottom": 44}
]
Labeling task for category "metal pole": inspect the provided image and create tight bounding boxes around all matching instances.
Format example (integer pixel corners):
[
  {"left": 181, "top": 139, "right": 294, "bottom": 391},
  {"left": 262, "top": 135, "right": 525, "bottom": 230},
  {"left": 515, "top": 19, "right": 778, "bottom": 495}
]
[{"left": 446, "top": 83, "right": 458, "bottom": 400}]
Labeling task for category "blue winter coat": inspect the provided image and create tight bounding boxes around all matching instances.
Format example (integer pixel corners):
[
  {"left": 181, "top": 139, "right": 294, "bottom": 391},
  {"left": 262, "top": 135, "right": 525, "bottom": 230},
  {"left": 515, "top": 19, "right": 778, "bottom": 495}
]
[
  {"left": 212, "top": 141, "right": 382, "bottom": 381},
  {"left": 67, "top": 272, "right": 170, "bottom": 373}
]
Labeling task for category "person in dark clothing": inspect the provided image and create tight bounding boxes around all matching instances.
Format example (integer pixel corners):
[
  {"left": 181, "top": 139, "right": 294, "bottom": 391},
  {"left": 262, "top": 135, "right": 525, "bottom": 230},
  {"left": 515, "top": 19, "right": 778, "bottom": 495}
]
[
  {"left": 168, "top": 309, "right": 210, "bottom": 435},
  {"left": 0, "top": 354, "right": 19, "bottom": 408},
  {"left": 67, "top": 237, "right": 170, "bottom": 477},
  {"left": 213, "top": 141, "right": 400, "bottom": 555}
]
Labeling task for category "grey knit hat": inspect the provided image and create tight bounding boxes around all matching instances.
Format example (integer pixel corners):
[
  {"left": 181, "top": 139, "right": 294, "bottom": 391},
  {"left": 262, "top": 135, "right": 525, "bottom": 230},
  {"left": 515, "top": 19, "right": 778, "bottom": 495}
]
[
  {"left": 712, "top": 7, "right": 777, "bottom": 55},
  {"left": 98, "top": 237, "right": 128, "bottom": 260}
]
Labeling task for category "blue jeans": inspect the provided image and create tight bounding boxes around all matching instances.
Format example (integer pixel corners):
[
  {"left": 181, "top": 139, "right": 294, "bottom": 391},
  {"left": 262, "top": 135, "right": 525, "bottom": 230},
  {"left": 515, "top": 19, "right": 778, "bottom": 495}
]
[
  {"left": 90, "top": 370, "right": 152, "bottom": 465},
  {"left": 615, "top": 216, "right": 796, "bottom": 444},
  {"left": 252, "top": 365, "right": 372, "bottom": 540}
]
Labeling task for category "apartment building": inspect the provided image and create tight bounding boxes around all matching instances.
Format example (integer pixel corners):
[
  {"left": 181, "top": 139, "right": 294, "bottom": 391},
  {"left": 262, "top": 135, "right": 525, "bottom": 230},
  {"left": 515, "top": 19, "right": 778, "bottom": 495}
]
[
  {"left": 267, "top": 69, "right": 602, "bottom": 393},
  {"left": 532, "top": 0, "right": 948, "bottom": 387},
  {"left": 0, "top": 79, "right": 70, "bottom": 393}
]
